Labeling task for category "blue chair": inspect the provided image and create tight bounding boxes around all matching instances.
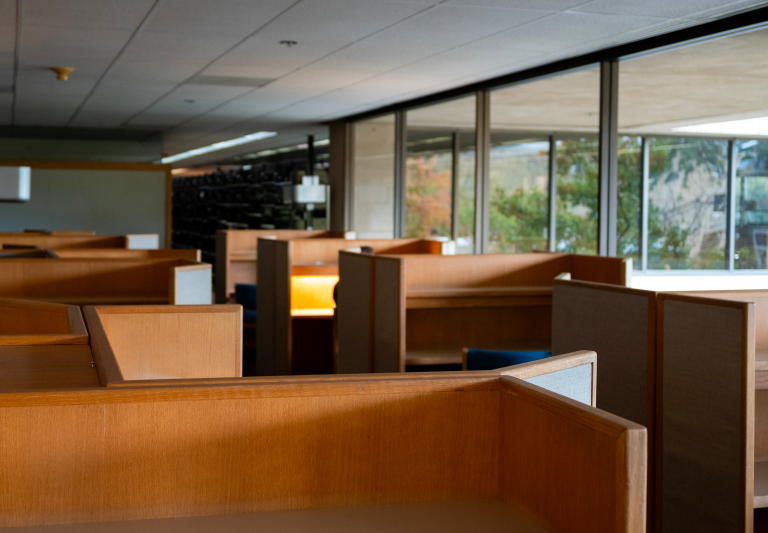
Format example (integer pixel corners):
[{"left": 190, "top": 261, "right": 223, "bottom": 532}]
[
  {"left": 463, "top": 348, "right": 551, "bottom": 371},
  {"left": 235, "top": 284, "right": 257, "bottom": 323}
]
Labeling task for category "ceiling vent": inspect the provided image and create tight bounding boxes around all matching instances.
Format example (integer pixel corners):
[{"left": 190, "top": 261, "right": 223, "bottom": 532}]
[{"left": 0, "top": 167, "right": 31, "bottom": 202}]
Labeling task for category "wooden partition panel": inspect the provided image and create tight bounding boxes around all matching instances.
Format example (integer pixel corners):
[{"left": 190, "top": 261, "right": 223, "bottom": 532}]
[
  {"left": 500, "top": 377, "right": 646, "bottom": 533},
  {"left": 0, "top": 375, "right": 499, "bottom": 528},
  {"left": 0, "top": 358, "right": 644, "bottom": 530},
  {"left": 0, "top": 345, "right": 100, "bottom": 393},
  {"left": 0, "top": 298, "right": 88, "bottom": 345},
  {"left": 0, "top": 234, "right": 128, "bottom": 249},
  {"left": 85, "top": 305, "right": 242, "bottom": 385},
  {"left": 54, "top": 248, "right": 201, "bottom": 261},
  {"left": 0, "top": 258, "right": 207, "bottom": 305},
  {"left": 569, "top": 254, "right": 632, "bottom": 286},
  {"left": 657, "top": 294, "right": 753, "bottom": 533}
]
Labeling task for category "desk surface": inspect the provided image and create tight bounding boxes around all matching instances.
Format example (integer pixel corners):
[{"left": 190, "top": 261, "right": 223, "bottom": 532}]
[{"left": 2, "top": 499, "right": 546, "bottom": 533}]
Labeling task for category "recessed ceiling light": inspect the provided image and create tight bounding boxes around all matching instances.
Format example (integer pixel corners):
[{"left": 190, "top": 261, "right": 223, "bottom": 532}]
[
  {"left": 280, "top": 40, "right": 298, "bottom": 47},
  {"left": 160, "top": 131, "right": 278, "bottom": 164}
]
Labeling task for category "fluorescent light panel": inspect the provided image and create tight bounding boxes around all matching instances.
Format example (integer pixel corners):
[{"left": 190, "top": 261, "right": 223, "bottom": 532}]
[
  {"left": 161, "top": 131, "right": 277, "bottom": 164},
  {"left": 673, "top": 116, "right": 768, "bottom": 136}
]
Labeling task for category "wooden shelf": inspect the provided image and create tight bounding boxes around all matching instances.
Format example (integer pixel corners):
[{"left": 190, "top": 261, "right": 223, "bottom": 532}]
[
  {"left": 291, "top": 308, "right": 334, "bottom": 317},
  {"left": 292, "top": 263, "right": 338, "bottom": 276},
  {"left": 756, "top": 460, "right": 768, "bottom": 508},
  {"left": 8, "top": 499, "right": 546, "bottom": 533}
]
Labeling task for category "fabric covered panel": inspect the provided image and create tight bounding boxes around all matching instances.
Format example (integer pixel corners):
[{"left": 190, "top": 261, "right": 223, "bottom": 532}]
[
  {"left": 173, "top": 268, "right": 211, "bottom": 305},
  {"left": 374, "top": 258, "right": 403, "bottom": 373},
  {"left": 256, "top": 239, "right": 275, "bottom": 376},
  {"left": 337, "top": 252, "right": 374, "bottom": 374},
  {"left": 524, "top": 363, "right": 592, "bottom": 405},
  {"left": 661, "top": 298, "right": 748, "bottom": 533},
  {"left": 552, "top": 282, "right": 651, "bottom": 426},
  {"left": 466, "top": 349, "right": 551, "bottom": 371}
]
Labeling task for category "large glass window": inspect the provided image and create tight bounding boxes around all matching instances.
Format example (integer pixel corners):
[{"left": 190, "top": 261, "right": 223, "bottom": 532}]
[
  {"left": 351, "top": 115, "right": 395, "bottom": 239},
  {"left": 490, "top": 66, "right": 600, "bottom": 254},
  {"left": 620, "top": 26, "right": 768, "bottom": 270},
  {"left": 736, "top": 140, "right": 768, "bottom": 269},
  {"left": 406, "top": 96, "right": 476, "bottom": 253},
  {"left": 646, "top": 138, "right": 728, "bottom": 269},
  {"left": 617, "top": 136, "right": 642, "bottom": 265}
]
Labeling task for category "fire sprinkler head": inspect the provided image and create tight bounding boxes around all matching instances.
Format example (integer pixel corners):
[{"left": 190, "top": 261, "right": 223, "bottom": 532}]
[{"left": 50, "top": 67, "right": 74, "bottom": 81}]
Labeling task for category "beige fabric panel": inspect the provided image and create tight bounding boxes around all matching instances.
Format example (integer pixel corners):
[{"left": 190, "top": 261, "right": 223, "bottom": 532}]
[
  {"left": 677, "top": 290, "right": 768, "bottom": 350},
  {"left": 551, "top": 281, "right": 652, "bottom": 426},
  {"left": 336, "top": 253, "right": 373, "bottom": 374},
  {"left": 374, "top": 257, "right": 404, "bottom": 373},
  {"left": 256, "top": 239, "right": 275, "bottom": 376},
  {"left": 274, "top": 240, "right": 292, "bottom": 375},
  {"left": 660, "top": 297, "right": 750, "bottom": 533}
]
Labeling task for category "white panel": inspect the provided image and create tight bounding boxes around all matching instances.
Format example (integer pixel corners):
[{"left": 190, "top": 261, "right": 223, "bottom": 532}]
[
  {"left": 23, "top": 0, "right": 155, "bottom": 30},
  {"left": 173, "top": 267, "right": 213, "bottom": 305},
  {"left": 525, "top": 364, "right": 593, "bottom": 406},
  {"left": 126, "top": 234, "right": 159, "bottom": 250}
]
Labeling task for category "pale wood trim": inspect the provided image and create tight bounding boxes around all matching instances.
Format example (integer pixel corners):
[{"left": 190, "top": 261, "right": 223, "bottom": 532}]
[{"left": 82, "top": 306, "right": 125, "bottom": 386}]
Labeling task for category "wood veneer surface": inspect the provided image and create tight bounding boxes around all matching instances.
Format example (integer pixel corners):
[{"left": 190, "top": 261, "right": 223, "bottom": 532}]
[
  {"left": 0, "top": 499, "right": 545, "bottom": 533},
  {"left": 95, "top": 307, "right": 242, "bottom": 381},
  {"left": 0, "top": 345, "right": 100, "bottom": 392}
]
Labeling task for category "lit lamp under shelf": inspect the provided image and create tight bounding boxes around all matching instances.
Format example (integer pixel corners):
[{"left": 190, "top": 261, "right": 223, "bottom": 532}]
[{"left": 290, "top": 275, "right": 338, "bottom": 317}]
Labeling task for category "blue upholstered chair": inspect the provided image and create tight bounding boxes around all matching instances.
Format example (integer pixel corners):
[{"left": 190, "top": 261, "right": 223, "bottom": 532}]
[
  {"left": 463, "top": 348, "right": 551, "bottom": 371},
  {"left": 235, "top": 283, "right": 257, "bottom": 323}
]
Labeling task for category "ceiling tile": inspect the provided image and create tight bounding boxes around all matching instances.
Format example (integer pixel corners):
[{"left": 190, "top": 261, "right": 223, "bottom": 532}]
[
  {"left": 119, "top": 30, "right": 243, "bottom": 65},
  {"left": 368, "top": 4, "right": 551, "bottom": 49},
  {"left": 21, "top": 25, "right": 133, "bottom": 63},
  {"left": 576, "top": 0, "right": 764, "bottom": 19},
  {"left": 442, "top": 0, "right": 586, "bottom": 9},
  {"left": 22, "top": 0, "right": 155, "bottom": 31},
  {"left": 254, "top": 0, "right": 432, "bottom": 43},
  {"left": 144, "top": 0, "right": 298, "bottom": 34},
  {"left": 467, "top": 11, "right": 667, "bottom": 52}
]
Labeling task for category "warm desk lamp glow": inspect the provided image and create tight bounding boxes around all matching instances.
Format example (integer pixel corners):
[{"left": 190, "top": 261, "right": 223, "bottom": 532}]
[{"left": 291, "top": 275, "right": 338, "bottom": 317}]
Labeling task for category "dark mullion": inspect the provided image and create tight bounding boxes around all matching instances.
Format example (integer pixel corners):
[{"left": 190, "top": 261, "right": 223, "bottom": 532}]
[
  {"left": 727, "top": 139, "right": 737, "bottom": 271},
  {"left": 474, "top": 90, "right": 490, "bottom": 254},
  {"left": 598, "top": 60, "right": 619, "bottom": 257},
  {"left": 394, "top": 110, "right": 406, "bottom": 238},
  {"left": 548, "top": 134, "right": 557, "bottom": 252}
]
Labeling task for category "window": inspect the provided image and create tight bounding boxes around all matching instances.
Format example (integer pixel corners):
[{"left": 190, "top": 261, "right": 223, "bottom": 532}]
[
  {"left": 490, "top": 66, "right": 600, "bottom": 254},
  {"left": 736, "top": 140, "right": 768, "bottom": 269},
  {"left": 619, "top": 26, "right": 768, "bottom": 270},
  {"left": 406, "top": 96, "right": 476, "bottom": 253}
]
